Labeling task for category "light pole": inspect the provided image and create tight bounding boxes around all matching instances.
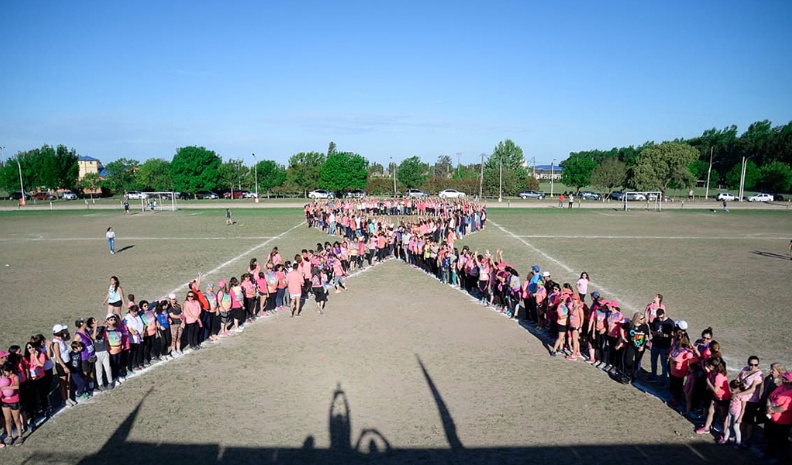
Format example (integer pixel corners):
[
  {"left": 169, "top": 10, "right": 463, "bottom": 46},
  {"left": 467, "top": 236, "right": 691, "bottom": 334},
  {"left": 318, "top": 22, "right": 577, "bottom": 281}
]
[
  {"left": 478, "top": 153, "right": 485, "bottom": 200},
  {"left": 390, "top": 157, "right": 397, "bottom": 197},
  {"left": 498, "top": 154, "right": 503, "bottom": 203},
  {"left": 550, "top": 159, "right": 556, "bottom": 198},
  {"left": 252, "top": 153, "right": 259, "bottom": 203},
  {"left": 738, "top": 155, "right": 754, "bottom": 201},
  {"left": 704, "top": 147, "right": 713, "bottom": 200},
  {"left": 2, "top": 146, "right": 25, "bottom": 206}
]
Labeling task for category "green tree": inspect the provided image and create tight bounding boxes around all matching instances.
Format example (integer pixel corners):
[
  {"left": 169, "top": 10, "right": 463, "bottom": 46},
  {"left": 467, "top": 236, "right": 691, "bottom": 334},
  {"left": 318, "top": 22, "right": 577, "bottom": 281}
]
[
  {"left": 287, "top": 151, "right": 325, "bottom": 196},
  {"left": 255, "top": 160, "right": 287, "bottom": 196},
  {"left": 688, "top": 159, "right": 709, "bottom": 181},
  {"left": 104, "top": 158, "right": 140, "bottom": 194},
  {"left": 80, "top": 172, "right": 101, "bottom": 199},
  {"left": 433, "top": 155, "right": 453, "bottom": 179},
  {"left": 368, "top": 162, "right": 384, "bottom": 177},
  {"left": 560, "top": 155, "right": 598, "bottom": 190},
  {"left": 319, "top": 152, "right": 369, "bottom": 194},
  {"left": 589, "top": 158, "right": 627, "bottom": 195},
  {"left": 136, "top": 158, "right": 172, "bottom": 191},
  {"left": 725, "top": 160, "right": 760, "bottom": 190},
  {"left": 629, "top": 142, "right": 698, "bottom": 197},
  {"left": 327, "top": 141, "right": 337, "bottom": 157},
  {"left": 170, "top": 146, "right": 222, "bottom": 193},
  {"left": 0, "top": 145, "right": 78, "bottom": 192},
  {"left": 397, "top": 156, "right": 429, "bottom": 188},
  {"left": 483, "top": 140, "right": 530, "bottom": 195},
  {"left": 759, "top": 161, "right": 792, "bottom": 193},
  {"left": 451, "top": 163, "right": 480, "bottom": 180},
  {"left": 218, "top": 158, "right": 248, "bottom": 194}
]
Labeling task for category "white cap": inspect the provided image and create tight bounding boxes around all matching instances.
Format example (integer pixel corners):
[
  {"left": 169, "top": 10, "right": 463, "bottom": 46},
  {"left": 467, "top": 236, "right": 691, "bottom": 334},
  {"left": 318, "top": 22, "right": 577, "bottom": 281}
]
[
  {"left": 542, "top": 271, "right": 550, "bottom": 277},
  {"left": 52, "top": 323, "right": 68, "bottom": 334},
  {"left": 677, "top": 320, "right": 688, "bottom": 330}
]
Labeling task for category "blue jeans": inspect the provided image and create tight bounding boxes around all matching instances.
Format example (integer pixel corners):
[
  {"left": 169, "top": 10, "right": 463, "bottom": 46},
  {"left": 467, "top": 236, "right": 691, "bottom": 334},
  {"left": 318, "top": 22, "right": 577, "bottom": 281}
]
[
  {"left": 108, "top": 238, "right": 115, "bottom": 253},
  {"left": 650, "top": 345, "right": 670, "bottom": 383}
]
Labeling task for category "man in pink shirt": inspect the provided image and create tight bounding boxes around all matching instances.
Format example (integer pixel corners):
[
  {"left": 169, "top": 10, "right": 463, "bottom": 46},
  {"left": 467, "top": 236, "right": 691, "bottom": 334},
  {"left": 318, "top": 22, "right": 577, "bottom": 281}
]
[{"left": 286, "top": 263, "right": 304, "bottom": 317}]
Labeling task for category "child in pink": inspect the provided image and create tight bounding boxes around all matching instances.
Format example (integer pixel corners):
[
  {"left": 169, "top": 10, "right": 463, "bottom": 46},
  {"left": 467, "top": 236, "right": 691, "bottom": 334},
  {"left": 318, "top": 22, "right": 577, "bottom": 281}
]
[{"left": 721, "top": 379, "right": 746, "bottom": 446}]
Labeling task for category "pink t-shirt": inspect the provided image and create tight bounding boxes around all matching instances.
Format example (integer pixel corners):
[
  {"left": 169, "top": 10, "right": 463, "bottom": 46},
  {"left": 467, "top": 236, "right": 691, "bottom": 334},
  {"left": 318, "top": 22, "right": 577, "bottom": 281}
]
[
  {"left": 710, "top": 372, "right": 732, "bottom": 401},
  {"left": 183, "top": 299, "right": 202, "bottom": 324},
  {"left": 669, "top": 347, "right": 696, "bottom": 377},
  {"left": 286, "top": 270, "right": 303, "bottom": 295}
]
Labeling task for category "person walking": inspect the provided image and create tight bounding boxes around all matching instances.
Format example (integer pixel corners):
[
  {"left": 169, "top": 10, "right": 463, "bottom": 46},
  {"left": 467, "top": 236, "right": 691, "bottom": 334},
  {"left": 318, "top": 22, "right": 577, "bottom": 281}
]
[
  {"left": 106, "top": 227, "right": 116, "bottom": 255},
  {"left": 225, "top": 208, "right": 232, "bottom": 225}
]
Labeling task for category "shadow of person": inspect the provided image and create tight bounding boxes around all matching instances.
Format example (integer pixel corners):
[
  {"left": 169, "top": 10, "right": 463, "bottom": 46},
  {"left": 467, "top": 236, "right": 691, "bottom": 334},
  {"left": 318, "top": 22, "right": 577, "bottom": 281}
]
[
  {"left": 329, "top": 383, "right": 352, "bottom": 457},
  {"left": 117, "top": 245, "right": 135, "bottom": 254}
]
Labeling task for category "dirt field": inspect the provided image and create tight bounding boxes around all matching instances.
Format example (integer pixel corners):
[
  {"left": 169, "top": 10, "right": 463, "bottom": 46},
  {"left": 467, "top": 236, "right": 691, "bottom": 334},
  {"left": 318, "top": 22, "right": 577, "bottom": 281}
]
[{"left": 0, "top": 206, "right": 788, "bottom": 464}]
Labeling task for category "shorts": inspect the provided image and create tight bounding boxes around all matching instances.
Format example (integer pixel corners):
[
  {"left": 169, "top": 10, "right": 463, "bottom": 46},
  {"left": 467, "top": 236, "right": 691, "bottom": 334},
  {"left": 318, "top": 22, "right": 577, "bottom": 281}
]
[
  {"left": 313, "top": 287, "right": 327, "bottom": 302},
  {"left": 1, "top": 401, "right": 20, "bottom": 410},
  {"left": 109, "top": 300, "right": 122, "bottom": 308},
  {"left": 170, "top": 325, "right": 183, "bottom": 338},
  {"left": 55, "top": 364, "right": 67, "bottom": 377},
  {"left": 714, "top": 397, "right": 729, "bottom": 409},
  {"left": 290, "top": 293, "right": 301, "bottom": 299},
  {"left": 557, "top": 324, "right": 568, "bottom": 333},
  {"left": 81, "top": 359, "right": 93, "bottom": 373},
  {"left": 743, "top": 401, "right": 763, "bottom": 425}
]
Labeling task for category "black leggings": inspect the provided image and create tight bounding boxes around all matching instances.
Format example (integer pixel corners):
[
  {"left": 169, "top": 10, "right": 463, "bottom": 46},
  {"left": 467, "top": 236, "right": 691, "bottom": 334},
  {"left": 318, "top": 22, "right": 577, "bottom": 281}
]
[{"left": 185, "top": 322, "right": 200, "bottom": 349}]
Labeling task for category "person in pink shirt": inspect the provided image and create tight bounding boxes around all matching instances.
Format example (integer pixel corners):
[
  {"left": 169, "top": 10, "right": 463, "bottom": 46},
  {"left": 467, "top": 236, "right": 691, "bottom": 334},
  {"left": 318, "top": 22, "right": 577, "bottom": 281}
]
[
  {"left": 668, "top": 333, "right": 697, "bottom": 414},
  {"left": 286, "top": 263, "right": 304, "bottom": 317},
  {"left": 605, "top": 301, "right": 624, "bottom": 372},
  {"left": 329, "top": 255, "right": 347, "bottom": 293},
  {"left": 644, "top": 293, "right": 666, "bottom": 323},
  {"left": 696, "top": 356, "right": 731, "bottom": 435},
  {"left": 765, "top": 372, "right": 792, "bottom": 462}
]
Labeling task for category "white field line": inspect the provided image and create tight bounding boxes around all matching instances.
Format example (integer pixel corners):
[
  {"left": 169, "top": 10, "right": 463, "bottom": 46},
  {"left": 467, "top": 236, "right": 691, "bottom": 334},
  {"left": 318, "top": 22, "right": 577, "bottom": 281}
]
[
  {"left": 493, "top": 220, "right": 751, "bottom": 373},
  {"left": 515, "top": 234, "right": 789, "bottom": 240},
  {"left": 164, "top": 223, "right": 303, "bottom": 298},
  {"left": 489, "top": 220, "right": 637, "bottom": 312},
  {"left": 0, "top": 236, "right": 277, "bottom": 242}
]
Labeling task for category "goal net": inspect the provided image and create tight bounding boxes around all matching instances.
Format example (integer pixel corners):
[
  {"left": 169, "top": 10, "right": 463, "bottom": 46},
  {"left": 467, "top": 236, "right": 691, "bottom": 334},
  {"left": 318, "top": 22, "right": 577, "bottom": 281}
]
[
  {"left": 622, "top": 191, "right": 663, "bottom": 211},
  {"left": 140, "top": 192, "right": 178, "bottom": 212}
]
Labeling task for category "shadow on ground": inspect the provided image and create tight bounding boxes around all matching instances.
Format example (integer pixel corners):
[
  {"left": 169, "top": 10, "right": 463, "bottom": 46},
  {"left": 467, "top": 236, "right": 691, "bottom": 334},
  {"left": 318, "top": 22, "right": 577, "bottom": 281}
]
[
  {"left": 20, "top": 356, "right": 757, "bottom": 465},
  {"left": 751, "top": 250, "right": 791, "bottom": 261}
]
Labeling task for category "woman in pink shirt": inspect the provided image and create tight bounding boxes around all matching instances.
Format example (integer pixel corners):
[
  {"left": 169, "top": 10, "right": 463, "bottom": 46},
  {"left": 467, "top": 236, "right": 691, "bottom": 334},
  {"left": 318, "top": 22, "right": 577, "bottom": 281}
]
[
  {"left": 697, "top": 356, "right": 731, "bottom": 435},
  {"left": 182, "top": 291, "right": 203, "bottom": 351},
  {"left": 668, "top": 334, "right": 697, "bottom": 414},
  {"left": 286, "top": 263, "right": 304, "bottom": 317},
  {"left": 644, "top": 294, "right": 666, "bottom": 323}
]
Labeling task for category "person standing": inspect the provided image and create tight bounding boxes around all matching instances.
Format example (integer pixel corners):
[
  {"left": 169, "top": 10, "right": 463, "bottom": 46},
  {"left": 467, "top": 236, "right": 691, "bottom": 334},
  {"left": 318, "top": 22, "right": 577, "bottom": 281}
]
[
  {"left": 649, "top": 309, "right": 674, "bottom": 386},
  {"left": 738, "top": 356, "right": 763, "bottom": 448},
  {"left": 123, "top": 201, "right": 129, "bottom": 215},
  {"left": 765, "top": 372, "right": 792, "bottom": 463},
  {"left": 225, "top": 208, "right": 232, "bottom": 225},
  {"left": 106, "top": 227, "right": 116, "bottom": 255},
  {"left": 567, "top": 193, "right": 574, "bottom": 208}
]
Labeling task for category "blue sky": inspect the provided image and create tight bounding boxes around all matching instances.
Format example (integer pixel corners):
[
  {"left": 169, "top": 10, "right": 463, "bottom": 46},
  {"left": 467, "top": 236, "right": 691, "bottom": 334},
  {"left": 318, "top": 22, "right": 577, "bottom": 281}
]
[{"left": 1, "top": 1, "right": 791, "bottom": 168}]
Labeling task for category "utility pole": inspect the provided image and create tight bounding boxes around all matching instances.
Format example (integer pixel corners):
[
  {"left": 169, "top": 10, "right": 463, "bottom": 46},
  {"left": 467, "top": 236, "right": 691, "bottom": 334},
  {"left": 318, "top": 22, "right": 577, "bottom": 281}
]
[
  {"left": 478, "top": 153, "right": 485, "bottom": 200},
  {"left": 456, "top": 152, "right": 461, "bottom": 178},
  {"left": 704, "top": 147, "right": 713, "bottom": 200},
  {"left": 550, "top": 159, "right": 556, "bottom": 197},
  {"left": 498, "top": 154, "right": 502, "bottom": 203},
  {"left": 390, "top": 157, "right": 397, "bottom": 197},
  {"left": 253, "top": 153, "right": 259, "bottom": 203}
]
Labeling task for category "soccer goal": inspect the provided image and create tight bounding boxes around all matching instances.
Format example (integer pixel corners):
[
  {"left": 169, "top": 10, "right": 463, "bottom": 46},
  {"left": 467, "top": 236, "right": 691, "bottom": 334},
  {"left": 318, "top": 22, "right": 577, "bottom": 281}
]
[
  {"left": 141, "top": 192, "right": 178, "bottom": 212},
  {"left": 622, "top": 191, "right": 663, "bottom": 211}
]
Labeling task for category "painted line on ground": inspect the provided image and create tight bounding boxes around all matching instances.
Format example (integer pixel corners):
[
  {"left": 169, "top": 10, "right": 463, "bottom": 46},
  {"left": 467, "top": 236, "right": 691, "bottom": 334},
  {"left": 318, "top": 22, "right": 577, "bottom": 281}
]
[
  {"left": 514, "top": 234, "right": 790, "bottom": 240},
  {"left": 489, "top": 220, "right": 636, "bottom": 312},
  {"left": 0, "top": 236, "right": 278, "bottom": 242},
  {"left": 164, "top": 223, "right": 304, "bottom": 298}
]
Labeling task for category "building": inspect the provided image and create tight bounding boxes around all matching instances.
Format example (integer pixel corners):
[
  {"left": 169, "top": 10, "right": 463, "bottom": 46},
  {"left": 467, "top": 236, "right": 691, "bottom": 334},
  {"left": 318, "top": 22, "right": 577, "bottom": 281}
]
[
  {"left": 533, "top": 164, "right": 562, "bottom": 180},
  {"left": 78, "top": 156, "right": 108, "bottom": 194}
]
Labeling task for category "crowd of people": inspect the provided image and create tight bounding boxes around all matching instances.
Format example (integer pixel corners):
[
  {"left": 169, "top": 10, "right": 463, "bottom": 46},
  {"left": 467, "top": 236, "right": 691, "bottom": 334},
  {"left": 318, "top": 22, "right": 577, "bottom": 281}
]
[{"left": 1, "top": 198, "right": 789, "bottom": 462}]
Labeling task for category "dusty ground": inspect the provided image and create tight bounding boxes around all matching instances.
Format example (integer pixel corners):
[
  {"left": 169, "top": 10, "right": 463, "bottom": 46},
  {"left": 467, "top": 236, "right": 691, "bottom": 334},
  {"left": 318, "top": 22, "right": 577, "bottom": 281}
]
[
  {"left": 0, "top": 207, "right": 788, "bottom": 464},
  {"left": 1, "top": 261, "right": 757, "bottom": 465}
]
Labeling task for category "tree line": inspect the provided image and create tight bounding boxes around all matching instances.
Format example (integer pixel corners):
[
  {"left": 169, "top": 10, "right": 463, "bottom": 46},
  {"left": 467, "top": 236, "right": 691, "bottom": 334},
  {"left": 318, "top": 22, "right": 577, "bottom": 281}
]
[
  {"left": 2, "top": 119, "right": 789, "bottom": 198},
  {"left": 561, "top": 119, "right": 792, "bottom": 196}
]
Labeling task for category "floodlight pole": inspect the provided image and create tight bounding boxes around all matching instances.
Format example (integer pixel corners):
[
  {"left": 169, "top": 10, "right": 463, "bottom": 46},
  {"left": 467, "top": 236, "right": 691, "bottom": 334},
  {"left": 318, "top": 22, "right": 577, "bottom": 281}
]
[
  {"left": 390, "top": 157, "right": 397, "bottom": 197},
  {"left": 498, "top": 155, "right": 502, "bottom": 203},
  {"left": 253, "top": 153, "right": 259, "bottom": 203},
  {"left": 705, "top": 147, "right": 713, "bottom": 200},
  {"left": 478, "top": 153, "right": 485, "bottom": 200},
  {"left": 738, "top": 156, "right": 749, "bottom": 201},
  {"left": 550, "top": 159, "right": 556, "bottom": 198},
  {"left": 3, "top": 146, "right": 26, "bottom": 206}
]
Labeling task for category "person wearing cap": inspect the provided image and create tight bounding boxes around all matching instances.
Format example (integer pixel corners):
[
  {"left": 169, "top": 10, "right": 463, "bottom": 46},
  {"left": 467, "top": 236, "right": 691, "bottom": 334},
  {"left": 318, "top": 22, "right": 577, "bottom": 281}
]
[
  {"left": 50, "top": 324, "right": 72, "bottom": 407},
  {"left": 764, "top": 371, "right": 792, "bottom": 461}
]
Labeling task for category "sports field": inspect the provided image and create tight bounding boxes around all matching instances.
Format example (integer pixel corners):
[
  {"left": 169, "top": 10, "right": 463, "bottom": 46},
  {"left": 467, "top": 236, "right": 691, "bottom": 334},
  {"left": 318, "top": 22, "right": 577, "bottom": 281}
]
[{"left": 0, "top": 206, "right": 790, "bottom": 464}]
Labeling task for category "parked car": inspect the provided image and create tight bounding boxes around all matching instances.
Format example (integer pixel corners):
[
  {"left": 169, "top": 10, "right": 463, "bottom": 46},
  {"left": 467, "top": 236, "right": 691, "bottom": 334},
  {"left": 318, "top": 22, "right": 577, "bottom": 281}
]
[
  {"left": 438, "top": 189, "right": 466, "bottom": 199},
  {"left": 609, "top": 191, "right": 625, "bottom": 201},
  {"left": 580, "top": 191, "right": 601, "bottom": 200},
  {"left": 345, "top": 189, "right": 366, "bottom": 199},
  {"left": 223, "top": 190, "right": 244, "bottom": 199},
  {"left": 518, "top": 190, "right": 545, "bottom": 200},
  {"left": 9, "top": 191, "right": 31, "bottom": 200},
  {"left": 126, "top": 191, "right": 147, "bottom": 200},
  {"left": 61, "top": 190, "right": 78, "bottom": 200},
  {"left": 625, "top": 192, "right": 646, "bottom": 201},
  {"left": 308, "top": 189, "right": 335, "bottom": 199},
  {"left": 32, "top": 192, "right": 57, "bottom": 201},
  {"left": 242, "top": 191, "right": 258, "bottom": 199},
  {"left": 404, "top": 188, "right": 428, "bottom": 198},
  {"left": 715, "top": 192, "right": 735, "bottom": 201},
  {"left": 194, "top": 190, "right": 219, "bottom": 199},
  {"left": 748, "top": 193, "right": 774, "bottom": 202},
  {"left": 773, "top": 194, "right": 785, "bottom": 201}
]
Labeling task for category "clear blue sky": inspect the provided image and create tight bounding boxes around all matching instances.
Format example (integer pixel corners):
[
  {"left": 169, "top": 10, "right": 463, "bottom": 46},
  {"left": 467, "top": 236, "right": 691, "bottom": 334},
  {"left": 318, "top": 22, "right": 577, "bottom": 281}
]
[{"left": 1, "top": 1, "right": 791, "bottom": 168}]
